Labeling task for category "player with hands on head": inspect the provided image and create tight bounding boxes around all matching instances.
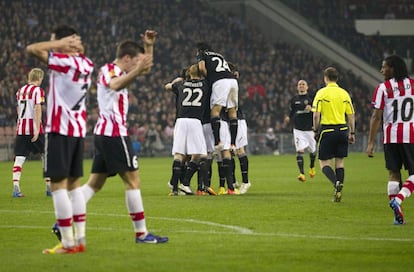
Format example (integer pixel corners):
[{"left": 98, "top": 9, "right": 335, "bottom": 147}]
[
  {"left": 367, "top": 54, "right": 414, "bottom": 225},
  {"left": 50, "top": 30, "right": 167, "bottom": 248},
  {"left": 76, "top": 29, "right": 167, "bottom": 243},
  {"left": 26, "top": 24, "right": 94, "bottom": 254}
]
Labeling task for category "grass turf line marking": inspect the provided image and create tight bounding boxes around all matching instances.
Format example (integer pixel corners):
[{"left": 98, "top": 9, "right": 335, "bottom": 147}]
[
  {"left": 0, "top": 209, "right": 413, "bottom": 242},
  {"left": 1, "top": 225, "right": 413, "bottom": 242}
]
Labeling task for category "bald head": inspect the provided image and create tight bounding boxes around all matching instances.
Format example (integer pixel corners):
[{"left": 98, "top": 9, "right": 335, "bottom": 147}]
[{"left": 297, "top": 80, "right": 308, "bottom": 95}]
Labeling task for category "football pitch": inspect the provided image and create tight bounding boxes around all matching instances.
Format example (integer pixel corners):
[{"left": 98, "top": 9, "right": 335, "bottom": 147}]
[{"left": 1, "top": 153, "right": 412, "bottom": 272}]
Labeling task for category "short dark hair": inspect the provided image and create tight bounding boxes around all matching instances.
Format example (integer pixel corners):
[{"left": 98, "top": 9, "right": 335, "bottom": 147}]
[
  {"left": 324, "top": 67, "right": 339, "bottom": 81},
  {"left": 116, "top": 40, "right": 144, "bottom": 59},
  {"left": 228, "top": 62, "right": 237, "bottom": 72},
  {"left": 228, "top": 62, "right": 240, "bottom": 78},
  {"left": 181, "top": 67, "right": 189, "bottom": 79},
  {"left": 52, "top": 25, "right": 78, "bottom": 39},
  {"left": 384, "top": 55, "right": 408, "bottom": 81},
  {"left": 196, "top": 42, "right": 213, "bottom": 52}
]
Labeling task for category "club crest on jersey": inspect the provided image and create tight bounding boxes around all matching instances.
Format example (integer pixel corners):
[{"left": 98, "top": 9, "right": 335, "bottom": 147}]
[{"left": 109, "top": 68, "right": 115, "bottom": 78}]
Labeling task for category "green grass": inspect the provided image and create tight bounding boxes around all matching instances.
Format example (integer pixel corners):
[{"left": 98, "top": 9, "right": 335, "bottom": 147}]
[{"left": 0, "top": 153, "right": 413, "bottom": 272}]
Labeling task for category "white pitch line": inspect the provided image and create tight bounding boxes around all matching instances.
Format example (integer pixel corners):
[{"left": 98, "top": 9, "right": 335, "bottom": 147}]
[
  {"left": 0, "top": 209, "right": 412, "bottom": 242},
  {"left": 153, "top": 216, "right": 254, "bottom": 234}
]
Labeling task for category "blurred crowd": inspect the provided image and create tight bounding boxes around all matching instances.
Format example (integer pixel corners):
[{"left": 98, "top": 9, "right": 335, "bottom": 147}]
[
  {"left": 282, "top": 0, "right": 414, "bottom": 69},
  {"left": 0, "top": 0, "right": 392, "bottom": 153}
]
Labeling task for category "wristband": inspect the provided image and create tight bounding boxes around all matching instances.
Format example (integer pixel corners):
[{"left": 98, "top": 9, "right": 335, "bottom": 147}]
[{"left": 350, "top": 132, "right": 355, "bottom": 135}]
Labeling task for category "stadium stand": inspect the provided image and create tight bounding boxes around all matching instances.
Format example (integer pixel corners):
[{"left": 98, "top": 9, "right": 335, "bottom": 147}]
[
  {"left": 0, "top": 0, "right": 391, "bottom": 157},
  {"left": 280, "top": 0, "right": 414, "bottom": 71}
]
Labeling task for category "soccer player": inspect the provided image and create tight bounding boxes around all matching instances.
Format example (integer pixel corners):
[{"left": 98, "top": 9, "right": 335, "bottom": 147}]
[
  {"left": 12, "top": 68, "right": 51, "bottom": 197},
  {"left": 165, "top": 64, "right": 210, "bottom": 196},
  {"left": 229, "top": 108, "right": 251, "bottom": 194},
  {"left": 228, "top": 62, "right": 251, "bottom": 194},
  {"left": 26, "top": 25, "right": 94, "bottom": 254},
  {"left": 214, "top": 108, "right": 240, "bottom": 195},
  {"left": 366, "top": 55, "right": 414, "bottom": 225},
  {"left": 198, "top": 80, "right": 216, "bottom": 196},
  {"left": 312, "top": 67, "right": 355, "bottom": 202},
  {"left": 196, "top": 42, "right": 239, "bottom": 154},
  {"left": 285, "top": 80, "right": 317, "bottom": 182},
  {"left": 78, "top": 31, "right": 168, "bottom": 243}
]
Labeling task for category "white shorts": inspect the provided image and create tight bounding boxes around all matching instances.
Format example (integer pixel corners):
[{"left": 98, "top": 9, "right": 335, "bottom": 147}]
[
  {"left": 293, "top": 129, "right": 316, "bottom": 153},
  {"left": 211, "top": 78, "right": 239, "bottom": 109},
  {"left": 172, "top": 118, "right": 207, "bottom": 155},
  {"left": 220, "top": 120, "right": 231, "bottom": 150},
  {"left": 203, "top": 123, "right": 214, "bottom": 153},
  {"left": 236, "top": 119, "right": 248, "bottom": 149}
]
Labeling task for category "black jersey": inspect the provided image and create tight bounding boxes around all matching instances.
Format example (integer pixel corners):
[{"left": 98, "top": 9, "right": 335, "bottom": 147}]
[
  {"left": 172, "top": 79, "right": 210, "bottom": 121},
  {"left": 289, "top": 94, "right": 313, "bottom": 131},
  {"left": 197, "top": 51, "right": 234, "bottom": 83}
]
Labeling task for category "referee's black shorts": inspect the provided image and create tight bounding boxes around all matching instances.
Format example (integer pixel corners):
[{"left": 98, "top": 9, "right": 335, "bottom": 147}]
[
  {"left": 91, "top": 135, "right": 138, "bottom": 177},
  {"left": 14, "top": 134, "right": 45, "bottom": 156},
  {"left": 384, "top": 143, "right": 414, "bottom": 175},
  {"left": 317, "top": 125, "right": 349, "bottom": 160}
]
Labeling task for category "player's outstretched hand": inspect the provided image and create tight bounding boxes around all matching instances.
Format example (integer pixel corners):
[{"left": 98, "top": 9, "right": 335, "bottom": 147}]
[{"left": 141, "top": 30, "right": 157, "bottom": 46}]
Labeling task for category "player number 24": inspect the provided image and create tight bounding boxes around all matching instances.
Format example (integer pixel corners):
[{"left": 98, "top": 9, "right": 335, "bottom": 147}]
[{"left": 212, "top": 57, "right": 230, "bottom": 72}]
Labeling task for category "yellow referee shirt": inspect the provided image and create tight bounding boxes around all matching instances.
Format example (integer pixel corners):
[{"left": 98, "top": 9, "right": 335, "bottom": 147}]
[{"left": 312, "top": 83, "right": 354, "bottom": 125}]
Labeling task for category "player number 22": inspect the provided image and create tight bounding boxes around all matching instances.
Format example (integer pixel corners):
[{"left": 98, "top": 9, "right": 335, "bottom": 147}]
[{"left": 182, "top": 88, "right": 203, "bottom": 106}]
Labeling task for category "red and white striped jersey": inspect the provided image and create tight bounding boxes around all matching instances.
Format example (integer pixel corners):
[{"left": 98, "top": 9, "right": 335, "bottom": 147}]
[
  {"left": 46, "top": 52, "right": 94, "bottom": 137},
  {"left": 93, "top": 63, "right": 129, "bottom": 137},
  {"left": 371, "top": 77, "right": 414, "bottom": 143},
  {"left": 15, "top": 84, "right": 45, "bottom": 135}
]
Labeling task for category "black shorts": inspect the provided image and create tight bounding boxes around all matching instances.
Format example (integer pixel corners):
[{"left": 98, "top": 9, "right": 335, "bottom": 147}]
[
  {"left": 91, "top": 135, "right": 138, "bottom": 176},
  {"left": 384, "top": 143, "right": 414, "bottom": 175},
  {"left": 44, "top": 133, "right": 84, "bottom": 179},
  {"left": 14, "top": 134, "right": 45, "bottom": 156},
  {"left": 317, "top": 125, "right": 349, "bottom": 160}
]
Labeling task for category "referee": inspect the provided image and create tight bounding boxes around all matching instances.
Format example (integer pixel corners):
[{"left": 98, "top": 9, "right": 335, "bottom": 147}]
[{"left": 312, "top": 67, "right": 355, "bottom": 202}]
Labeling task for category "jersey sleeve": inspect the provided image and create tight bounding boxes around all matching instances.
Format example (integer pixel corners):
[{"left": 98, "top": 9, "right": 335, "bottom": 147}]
[
  {"left": 371, "top": 84, "right": 385, "bottom": 110},
  {"left": 48, "top": 52, "right": 72, "bottom": 72},
  {"left": 344, "top": 92, "right": 355, "bottom": 114},
  {"left": 288, "top": 98, "right": 295, "bottom": 118},
  {"left": 172, "top": 82, "right": 180, "bottom": 96},
  {"left": 312, "top": 91, "right": 322, "bottom": 112},
  {"left": 34, "top": 87, "right": 45, "bottom": 105},
  {"left": 98, "top": 64, "right": 119, "bottom": 88}
]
